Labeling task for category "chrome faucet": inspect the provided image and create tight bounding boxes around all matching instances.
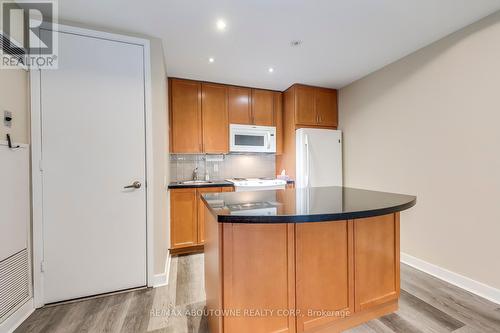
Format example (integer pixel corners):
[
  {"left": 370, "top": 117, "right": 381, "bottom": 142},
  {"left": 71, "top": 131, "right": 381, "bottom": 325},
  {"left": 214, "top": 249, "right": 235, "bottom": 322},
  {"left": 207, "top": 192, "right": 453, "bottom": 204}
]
[{"left": 192, "top": 167, "right": 199, "bottom": 181}]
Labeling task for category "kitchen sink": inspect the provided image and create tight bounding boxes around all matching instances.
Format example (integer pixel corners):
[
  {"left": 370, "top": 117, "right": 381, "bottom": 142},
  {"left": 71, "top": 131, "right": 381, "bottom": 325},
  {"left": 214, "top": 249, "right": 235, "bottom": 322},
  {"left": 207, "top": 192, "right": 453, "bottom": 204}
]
[{"left": 180, "top": 180, "right": 213, "bottom": 184}]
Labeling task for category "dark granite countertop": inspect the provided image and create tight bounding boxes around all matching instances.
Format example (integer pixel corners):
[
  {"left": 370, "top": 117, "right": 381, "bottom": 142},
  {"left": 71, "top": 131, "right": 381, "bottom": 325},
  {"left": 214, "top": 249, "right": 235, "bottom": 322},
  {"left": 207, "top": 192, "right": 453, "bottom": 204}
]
[
  {"left": 168, "top": 180, "right": 234, "bottom": 189},
  {"left": 202, "top": 186, "right": 416, "bottom": 223}
]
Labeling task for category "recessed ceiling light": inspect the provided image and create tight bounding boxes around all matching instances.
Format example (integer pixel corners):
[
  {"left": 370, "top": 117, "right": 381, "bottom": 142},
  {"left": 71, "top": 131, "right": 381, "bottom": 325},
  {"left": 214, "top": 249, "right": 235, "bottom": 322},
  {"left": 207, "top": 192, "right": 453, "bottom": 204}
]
[
  {"left": 290, "top": 40, "right": 302, "bottom": 47},
  {"left": 216, "top": 19, "right": 227, "bottom": 31},
  {"left": 209, "top": 57, "right": 215, "bottom": 63},
  {"left": 268, "top": 67, "right": 274, "bottom": 73}
]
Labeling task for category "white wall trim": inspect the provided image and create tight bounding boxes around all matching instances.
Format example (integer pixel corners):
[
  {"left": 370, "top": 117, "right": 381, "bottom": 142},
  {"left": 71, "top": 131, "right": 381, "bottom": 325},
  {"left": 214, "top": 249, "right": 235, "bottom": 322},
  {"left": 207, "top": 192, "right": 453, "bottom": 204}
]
[
  {"left": 30, "top": 22, "right": 154, "bottom": 307},
  {"left": 0, "top": 141, "right": 29, "bottom": 148},
  {"left": 152, "top": 255, "right": 171, "bottom": 288},
  {"left": 0, "top": 298, "right": 34, "bottom": 333},
  {"left": 401, "top": 252, "right": 500, "bottom": 305}
]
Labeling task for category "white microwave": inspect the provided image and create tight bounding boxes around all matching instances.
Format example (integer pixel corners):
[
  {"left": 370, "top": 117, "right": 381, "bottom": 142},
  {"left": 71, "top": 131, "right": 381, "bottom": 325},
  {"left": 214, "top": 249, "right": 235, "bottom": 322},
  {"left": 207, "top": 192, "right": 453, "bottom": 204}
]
[{"left": 229, "top": 124, "right": 276, "bottom": 153}]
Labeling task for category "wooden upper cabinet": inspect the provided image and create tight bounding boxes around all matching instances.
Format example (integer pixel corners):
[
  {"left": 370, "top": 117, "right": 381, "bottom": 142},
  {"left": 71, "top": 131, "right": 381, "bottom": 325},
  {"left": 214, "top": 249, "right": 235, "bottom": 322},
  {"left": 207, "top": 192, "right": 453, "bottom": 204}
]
[
  {"left": 170, "top": 79, "right": 202, "bottom": 153},
  {"left": 228, "top": 86, "right": 275, "bottom": 126},
  {"left": 295, "top": 85, "right": 317, "bottom": 126},
  {"left": 315, "top": 88, "right": 338, "bottom": 127},
  {"left": 170, "top": 188, "right": 198, "bottom": 249},
  {"left": 251, "top": 89, "right": 275, "bottom": 126},
  {"left": 290, "top": 84, "right": 338, "bottom": 128},
  {"left": 202, "top": 83, "right": 228, "bottom": 153},
  {"left": 228, "top": 86, "right": 252, "bottom": 125}
]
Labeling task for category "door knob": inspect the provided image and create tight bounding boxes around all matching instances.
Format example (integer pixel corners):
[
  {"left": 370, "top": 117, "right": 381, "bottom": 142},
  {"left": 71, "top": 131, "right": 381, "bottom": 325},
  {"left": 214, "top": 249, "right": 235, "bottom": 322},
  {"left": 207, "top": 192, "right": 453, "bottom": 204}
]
[{"left": 124, "top": 181, "right": 142, "bottom": 189}]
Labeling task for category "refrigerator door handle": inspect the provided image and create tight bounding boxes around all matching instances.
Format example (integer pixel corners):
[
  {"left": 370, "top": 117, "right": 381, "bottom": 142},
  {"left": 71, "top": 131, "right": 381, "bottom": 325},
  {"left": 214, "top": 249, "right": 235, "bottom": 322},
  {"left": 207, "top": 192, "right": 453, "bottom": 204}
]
[{"left": 305, "top": 134, "right": 310, "bottom": 187}]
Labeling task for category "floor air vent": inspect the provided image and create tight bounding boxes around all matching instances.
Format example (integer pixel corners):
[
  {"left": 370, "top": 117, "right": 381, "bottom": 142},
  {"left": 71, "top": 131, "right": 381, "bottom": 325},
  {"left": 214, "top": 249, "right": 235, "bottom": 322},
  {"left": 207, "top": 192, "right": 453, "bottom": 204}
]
[{"left": 0, "top": 249, "right": 30, "bottom": 323}]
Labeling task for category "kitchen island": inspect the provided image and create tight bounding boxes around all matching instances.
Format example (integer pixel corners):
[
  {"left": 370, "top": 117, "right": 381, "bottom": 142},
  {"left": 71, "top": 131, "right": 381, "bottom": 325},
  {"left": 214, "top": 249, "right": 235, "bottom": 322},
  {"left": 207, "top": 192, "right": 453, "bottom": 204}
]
[{"left": 202, "top": 186, "right": 416, "bottom": 333}]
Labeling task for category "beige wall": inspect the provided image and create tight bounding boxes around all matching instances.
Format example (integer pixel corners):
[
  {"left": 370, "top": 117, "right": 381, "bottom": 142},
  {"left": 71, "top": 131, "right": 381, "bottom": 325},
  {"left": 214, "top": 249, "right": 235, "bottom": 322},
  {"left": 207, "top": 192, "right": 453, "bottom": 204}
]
[
  {"left": 339, "top": 11, "right": 500, "bottom": 289},
  {"left": 150, "top": 39, "right": 170, "bottom": 274},
  {"left": 0, "top": 69, "right": 29, "bottom": 143}
]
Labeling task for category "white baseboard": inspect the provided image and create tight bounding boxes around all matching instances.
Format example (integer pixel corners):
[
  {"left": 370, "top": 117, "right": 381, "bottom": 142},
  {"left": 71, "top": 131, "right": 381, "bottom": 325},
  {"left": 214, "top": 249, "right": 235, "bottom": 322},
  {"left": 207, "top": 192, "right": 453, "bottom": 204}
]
[
  {"left": 0, "top": 298, "right": 34, "bottom": 333},
  {"left": 152, "top": 254, "right": 171, "bottom": 288},
  {"left": 401, "top": 252, "right": 500, "bottom": 305}
]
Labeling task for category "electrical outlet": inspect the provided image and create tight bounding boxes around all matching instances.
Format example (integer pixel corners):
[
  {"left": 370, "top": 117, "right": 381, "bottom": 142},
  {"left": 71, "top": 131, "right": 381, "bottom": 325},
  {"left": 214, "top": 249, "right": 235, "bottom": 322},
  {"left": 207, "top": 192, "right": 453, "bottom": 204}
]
[{"left": 4, "top": 111, "right": 12, "bottom": 127}]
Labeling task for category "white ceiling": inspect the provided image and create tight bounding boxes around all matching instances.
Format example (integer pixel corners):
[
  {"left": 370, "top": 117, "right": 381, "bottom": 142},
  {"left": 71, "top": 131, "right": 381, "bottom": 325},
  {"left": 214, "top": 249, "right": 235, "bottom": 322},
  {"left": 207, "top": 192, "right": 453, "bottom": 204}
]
[{"left": 58, "top": 0, "right": 500, "bottom": 90}]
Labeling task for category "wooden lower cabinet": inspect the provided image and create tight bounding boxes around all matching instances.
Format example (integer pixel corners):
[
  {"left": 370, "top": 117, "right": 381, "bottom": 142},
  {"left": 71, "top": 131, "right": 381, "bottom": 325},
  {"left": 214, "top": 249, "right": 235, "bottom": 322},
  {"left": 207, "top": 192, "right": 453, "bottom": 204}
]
[
  {"left": 170, "top": 186, "right": 234, "bottom": 253},
  {"left": 205, "top": 213, "right": 401, "bottom": 333},
  {"left": 197, "top": 187, "right": 223, "bottom": 245},
  {"left": 170, "top": 188, "right": 198, "bottom": 249}
]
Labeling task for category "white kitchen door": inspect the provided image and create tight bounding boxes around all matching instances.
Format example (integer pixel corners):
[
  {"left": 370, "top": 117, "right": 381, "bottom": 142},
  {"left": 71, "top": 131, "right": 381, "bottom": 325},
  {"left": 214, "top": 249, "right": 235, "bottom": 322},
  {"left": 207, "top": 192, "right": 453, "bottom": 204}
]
[{"left": 39, "top": 30, "right": 147, "bottom": 303}]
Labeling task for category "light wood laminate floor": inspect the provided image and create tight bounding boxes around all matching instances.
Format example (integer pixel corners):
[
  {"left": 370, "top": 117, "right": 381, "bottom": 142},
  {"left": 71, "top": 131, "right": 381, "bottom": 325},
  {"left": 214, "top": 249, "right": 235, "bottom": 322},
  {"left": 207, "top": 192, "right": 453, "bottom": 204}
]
[{"left": 16, "top": 253, "right": 500, "bottom": 332}]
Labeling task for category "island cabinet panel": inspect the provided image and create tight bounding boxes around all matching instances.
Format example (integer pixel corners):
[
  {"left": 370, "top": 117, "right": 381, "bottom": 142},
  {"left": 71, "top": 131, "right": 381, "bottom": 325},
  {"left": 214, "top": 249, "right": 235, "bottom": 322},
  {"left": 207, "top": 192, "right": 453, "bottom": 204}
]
[
  {"left": 354, "top": 213, "right": 400, "bottom": 311},
  {"left": 295, "top": 221, "right": 354, "bottom": 332},
  {"left": 170, "top": 188, "right": 198, "bottom": 249},
  {"left": 222, "top": 223, "right": 296, "bottom": 333},
  {"left": 170, "top": 78, "right": 202, "bottom": 153},
  {"left": 228, "top": 86, "right": 252, "bottom": 125},
  {"left": 252, "top": 89, "right": 275, "bottom": 126},
  {"left": 201, "top": 83, "right": 228, "bottom": 153},
  {"left": 196, "top": 187, "right": 222, "bottom": 244},
  {"left": 204, "top": 206, "right": 223, "bottom": 333}
]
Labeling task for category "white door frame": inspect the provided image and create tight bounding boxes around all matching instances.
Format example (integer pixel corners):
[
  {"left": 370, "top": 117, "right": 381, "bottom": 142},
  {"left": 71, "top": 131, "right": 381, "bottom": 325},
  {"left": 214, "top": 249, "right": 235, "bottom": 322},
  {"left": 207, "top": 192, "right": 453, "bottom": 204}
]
[{"left": 30, "top": 23, "right": 154, "bottom": 308}]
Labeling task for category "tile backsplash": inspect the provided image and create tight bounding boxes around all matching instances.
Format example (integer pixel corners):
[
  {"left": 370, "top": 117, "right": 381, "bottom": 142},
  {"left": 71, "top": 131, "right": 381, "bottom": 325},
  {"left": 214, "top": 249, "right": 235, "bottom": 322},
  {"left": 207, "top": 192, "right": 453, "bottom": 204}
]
[{"left": 169, "top": 154, "right": 276, "bottom": 182}]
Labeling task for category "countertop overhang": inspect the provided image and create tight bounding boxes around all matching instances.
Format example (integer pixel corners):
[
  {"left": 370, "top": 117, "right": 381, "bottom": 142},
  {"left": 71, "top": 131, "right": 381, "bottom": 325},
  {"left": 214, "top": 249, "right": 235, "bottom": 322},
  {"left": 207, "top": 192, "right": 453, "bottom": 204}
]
[{"left": 202, "top": 186, "right": 416, "bottom": 223}]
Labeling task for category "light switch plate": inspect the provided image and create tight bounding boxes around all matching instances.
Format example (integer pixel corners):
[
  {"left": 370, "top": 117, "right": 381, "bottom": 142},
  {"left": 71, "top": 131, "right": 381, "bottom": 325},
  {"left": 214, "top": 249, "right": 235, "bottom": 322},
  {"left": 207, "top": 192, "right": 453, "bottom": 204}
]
[{"left": 4, "top": 111, "right": 12, "bottom": 127}]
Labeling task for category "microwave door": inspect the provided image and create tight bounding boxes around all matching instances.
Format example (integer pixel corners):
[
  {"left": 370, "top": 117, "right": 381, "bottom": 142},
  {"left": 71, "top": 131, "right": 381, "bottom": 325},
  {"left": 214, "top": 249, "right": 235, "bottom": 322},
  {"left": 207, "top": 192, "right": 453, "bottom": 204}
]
[
  {"left": 235, "top": 133, "right": 265, "bottom": 147},
  {"left": 232, "top": 132, "right": 266, "bottom": 152}
]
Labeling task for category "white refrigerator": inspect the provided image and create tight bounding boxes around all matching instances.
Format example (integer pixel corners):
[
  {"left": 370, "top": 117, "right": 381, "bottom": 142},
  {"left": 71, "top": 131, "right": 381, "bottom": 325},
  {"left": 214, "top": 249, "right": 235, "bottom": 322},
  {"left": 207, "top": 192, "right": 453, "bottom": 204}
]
[{"left": 295, "top": 128, "right": 342, "bottom": 188}]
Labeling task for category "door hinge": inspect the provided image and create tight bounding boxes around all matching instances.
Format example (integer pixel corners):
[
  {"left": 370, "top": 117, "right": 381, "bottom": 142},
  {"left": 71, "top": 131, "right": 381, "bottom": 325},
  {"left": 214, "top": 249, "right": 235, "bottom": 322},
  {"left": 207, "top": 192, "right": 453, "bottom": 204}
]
[
  {"left": 39, "top": 159, "right": 43, "bottom": 172},
  {"left": 40, "top": 260, "right": 45, "bottom": 273}
]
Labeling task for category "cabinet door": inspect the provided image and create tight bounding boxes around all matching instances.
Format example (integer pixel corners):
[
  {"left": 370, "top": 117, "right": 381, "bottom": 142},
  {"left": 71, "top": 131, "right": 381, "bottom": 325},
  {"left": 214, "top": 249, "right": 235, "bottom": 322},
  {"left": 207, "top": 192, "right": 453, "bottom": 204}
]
[
  {"left": 202, "top": 83, "right": 228, "bottom": 153},
  {"left": 170, "top": 188, "right": 198, "bottom": 249},
  {"left": 222, "top": 223, "right": 296, "bottom": 333},
  {"left": 274, "top": 92, "right": 283, "bottom": 154},
  {"left": 295, "top": 85, "right": 317, "bottom": 126},
  {"left": 170, "top": 79, "right": 202, "bottom": 153},
  {"left": 296, "top": 221, "right": 354, "bottom": 332},
  {"left": 315, "top": 88, "right": 338, "bottom": 127},
  {"left": 354, "top": 214, "right": 400, "bottom": 311},
  {"left": 251, "top": 89, "right": 274, "bottom": 126},
  {"left": 197, "top": 187, "right": 222, "bottom": 244},
  {"left": 228, "top": 86, "right": 252, "bottom": 125}
]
